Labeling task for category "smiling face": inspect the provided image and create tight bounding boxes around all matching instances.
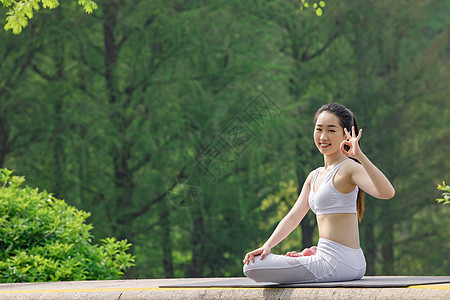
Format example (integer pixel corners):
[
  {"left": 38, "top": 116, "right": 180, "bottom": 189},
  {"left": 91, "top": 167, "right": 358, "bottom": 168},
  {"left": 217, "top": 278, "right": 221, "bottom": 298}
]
[{"left": 314, "top": 111, "right": 346, "bottom": 154}]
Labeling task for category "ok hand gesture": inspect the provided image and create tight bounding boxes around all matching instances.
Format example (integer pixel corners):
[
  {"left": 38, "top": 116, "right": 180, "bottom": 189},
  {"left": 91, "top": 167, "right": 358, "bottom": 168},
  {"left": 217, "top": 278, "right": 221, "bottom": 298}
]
[{"left": 340, "top": 126, "right": 363, "bottom": 160}]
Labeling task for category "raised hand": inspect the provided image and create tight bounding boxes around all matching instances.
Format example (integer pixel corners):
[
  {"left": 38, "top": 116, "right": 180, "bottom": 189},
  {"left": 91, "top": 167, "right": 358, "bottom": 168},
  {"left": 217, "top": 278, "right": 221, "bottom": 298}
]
[{"left": 340, "top": 126, "right": 363, "bottom": 159}]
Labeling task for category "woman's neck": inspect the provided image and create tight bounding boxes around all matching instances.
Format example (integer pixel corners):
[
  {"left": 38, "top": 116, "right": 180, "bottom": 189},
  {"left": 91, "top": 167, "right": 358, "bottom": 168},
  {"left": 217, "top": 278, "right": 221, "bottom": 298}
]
[{"left": 323, "top": 152, "right": 348, "bottom": 169}]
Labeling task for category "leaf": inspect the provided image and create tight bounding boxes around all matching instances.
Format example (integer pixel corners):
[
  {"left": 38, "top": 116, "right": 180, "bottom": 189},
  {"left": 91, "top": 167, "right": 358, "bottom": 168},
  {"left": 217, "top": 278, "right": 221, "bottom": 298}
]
[{"left": 316, "top": 7, "right": 323, "bottom": 16}]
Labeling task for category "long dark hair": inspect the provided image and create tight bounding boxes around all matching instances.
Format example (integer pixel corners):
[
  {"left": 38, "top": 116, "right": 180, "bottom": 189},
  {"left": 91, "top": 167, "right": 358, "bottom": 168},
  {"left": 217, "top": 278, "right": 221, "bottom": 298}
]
[{"left": 314, "top": 102, "right": 365, "bottom": 221}]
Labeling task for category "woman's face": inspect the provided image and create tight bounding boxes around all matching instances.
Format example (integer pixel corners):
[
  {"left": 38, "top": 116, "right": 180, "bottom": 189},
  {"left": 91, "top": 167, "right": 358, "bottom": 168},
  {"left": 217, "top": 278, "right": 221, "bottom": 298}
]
[{"left": 314, "top": 111, "right": 346, "bottom": 155}]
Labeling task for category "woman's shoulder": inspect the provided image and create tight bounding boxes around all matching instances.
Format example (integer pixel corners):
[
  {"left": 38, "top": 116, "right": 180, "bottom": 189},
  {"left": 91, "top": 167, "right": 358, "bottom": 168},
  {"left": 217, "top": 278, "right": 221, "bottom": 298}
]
[
  {"left": 305, "top": 167, "right": 320, "bottom": 184},
  {"left": 340, "top": 158, "right": 363, "bottom": 174}
]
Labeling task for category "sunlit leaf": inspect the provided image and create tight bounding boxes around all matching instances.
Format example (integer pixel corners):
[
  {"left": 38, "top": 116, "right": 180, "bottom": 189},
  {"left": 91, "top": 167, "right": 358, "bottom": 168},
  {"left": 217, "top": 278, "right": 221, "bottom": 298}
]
[{"left": 316, "top": 7, "right": 323, "bottom": 16}]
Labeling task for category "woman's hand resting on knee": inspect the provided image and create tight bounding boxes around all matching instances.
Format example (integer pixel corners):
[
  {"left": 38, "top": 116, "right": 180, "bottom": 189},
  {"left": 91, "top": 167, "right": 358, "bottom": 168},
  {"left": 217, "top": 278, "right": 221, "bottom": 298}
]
[
  {"left": 286, "top": 246, "right": 317, "bottom": 257},
  {"left": 243, "top": 246, "right": 271, "bottom": 265}
]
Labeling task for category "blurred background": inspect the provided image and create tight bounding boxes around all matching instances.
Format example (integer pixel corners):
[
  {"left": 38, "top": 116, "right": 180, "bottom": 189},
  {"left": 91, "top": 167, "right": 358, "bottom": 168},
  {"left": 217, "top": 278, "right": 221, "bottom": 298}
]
[{"left": 0, "top": 0, "right": 448, "bottom": 279}]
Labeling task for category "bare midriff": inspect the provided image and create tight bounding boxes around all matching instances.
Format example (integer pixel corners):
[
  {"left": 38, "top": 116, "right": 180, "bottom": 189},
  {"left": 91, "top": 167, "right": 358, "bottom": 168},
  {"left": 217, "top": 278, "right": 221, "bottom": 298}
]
[{"left": 317, "top": 213, "right": 360, "bottom": 249}]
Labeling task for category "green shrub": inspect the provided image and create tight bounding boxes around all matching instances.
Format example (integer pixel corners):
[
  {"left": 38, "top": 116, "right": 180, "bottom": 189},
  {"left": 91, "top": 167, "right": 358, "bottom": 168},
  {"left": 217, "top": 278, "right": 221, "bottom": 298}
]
[{"left": 0, "top": 168, "right": 135, "bottom": 282}]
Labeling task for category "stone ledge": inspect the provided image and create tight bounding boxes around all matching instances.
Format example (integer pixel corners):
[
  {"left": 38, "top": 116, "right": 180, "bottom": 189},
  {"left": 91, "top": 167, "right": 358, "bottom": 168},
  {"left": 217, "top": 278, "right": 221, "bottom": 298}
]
[{"left": 0, "top": 277, "right": 448, "bottom": 300}]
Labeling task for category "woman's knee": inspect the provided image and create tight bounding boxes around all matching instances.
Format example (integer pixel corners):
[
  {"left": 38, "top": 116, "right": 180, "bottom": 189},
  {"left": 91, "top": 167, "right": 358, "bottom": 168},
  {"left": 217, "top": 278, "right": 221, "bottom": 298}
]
[
  {"left": 243, "top": 258, "right": 316, "bottom": 283},
  {"left": 242, "top": 253, "right": 276, "bottom": 278},
  {"left": 243, "top": 253, "right": 277, "bottom": 270}
]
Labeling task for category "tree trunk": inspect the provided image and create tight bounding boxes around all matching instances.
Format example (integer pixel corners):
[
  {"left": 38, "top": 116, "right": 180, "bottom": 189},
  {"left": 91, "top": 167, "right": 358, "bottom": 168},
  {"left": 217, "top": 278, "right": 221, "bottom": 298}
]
[
  {"left": 300, "top": 214, "right": 315, "bottom": 248},
  {"left": 362, "top": 200, "right": 376, "bottom": 275},
  {"left": 159, "top": 202, "right": 174, "bottom": 278},
  {"left": 102, "top": 1, "right": 135, "bottom": 239},
  {"left": 189, "top": 215, "right": 205, "bottom": 277},
  {"left": 0, "top": 117, "right": 9, "bottom": 167},
  {"left": 381, "top": 218, "right": 394, "bottom": 275}
]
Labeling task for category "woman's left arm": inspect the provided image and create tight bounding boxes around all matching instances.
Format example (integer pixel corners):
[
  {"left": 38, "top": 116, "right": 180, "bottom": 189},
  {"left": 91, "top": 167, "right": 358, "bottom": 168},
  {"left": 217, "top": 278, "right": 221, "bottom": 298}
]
[{"left": 341, "top": 127, "right": 395, "bottom": 199}]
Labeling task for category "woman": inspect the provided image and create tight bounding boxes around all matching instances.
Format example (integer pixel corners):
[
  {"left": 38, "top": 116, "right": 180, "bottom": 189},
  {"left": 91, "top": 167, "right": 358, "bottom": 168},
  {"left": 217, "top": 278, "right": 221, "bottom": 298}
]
[{"left": 242, "top": 102, "right": 395, "bottom": 284}]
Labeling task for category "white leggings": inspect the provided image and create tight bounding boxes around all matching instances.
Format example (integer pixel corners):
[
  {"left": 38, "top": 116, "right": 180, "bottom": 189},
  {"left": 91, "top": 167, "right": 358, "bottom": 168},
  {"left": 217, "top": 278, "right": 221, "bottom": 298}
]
[{"left": 243, "top": 238, "right": 366, "bottom": 284}]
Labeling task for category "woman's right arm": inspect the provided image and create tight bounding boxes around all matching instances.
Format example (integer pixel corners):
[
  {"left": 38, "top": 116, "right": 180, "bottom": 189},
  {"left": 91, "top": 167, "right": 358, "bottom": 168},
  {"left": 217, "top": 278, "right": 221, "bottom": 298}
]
[{"left": 243, "top": 171, "right": 313, "bottom": 264}]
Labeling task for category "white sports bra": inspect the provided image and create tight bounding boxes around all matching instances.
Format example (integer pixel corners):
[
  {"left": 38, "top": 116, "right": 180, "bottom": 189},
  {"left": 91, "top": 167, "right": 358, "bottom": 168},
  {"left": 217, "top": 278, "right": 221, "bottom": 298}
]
[{"left": 309, "top": 159, "right": 358, "bottom": 215}]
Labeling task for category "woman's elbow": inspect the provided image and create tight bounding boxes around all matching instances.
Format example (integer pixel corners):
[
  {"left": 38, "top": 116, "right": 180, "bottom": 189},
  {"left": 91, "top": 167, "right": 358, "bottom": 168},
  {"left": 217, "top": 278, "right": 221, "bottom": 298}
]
[{"left": 381, "top": 187, "right": 395, "bottom": 199}]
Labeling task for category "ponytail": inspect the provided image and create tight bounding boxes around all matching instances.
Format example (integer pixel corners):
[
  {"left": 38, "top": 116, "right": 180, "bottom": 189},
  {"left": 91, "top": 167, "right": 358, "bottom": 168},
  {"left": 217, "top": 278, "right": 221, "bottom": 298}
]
[
  {"left": 350, "top": 114, "right": 365, "bottom": 222},
  {"left": 356, "top": 189, "right": 365, "bottom": 222}
]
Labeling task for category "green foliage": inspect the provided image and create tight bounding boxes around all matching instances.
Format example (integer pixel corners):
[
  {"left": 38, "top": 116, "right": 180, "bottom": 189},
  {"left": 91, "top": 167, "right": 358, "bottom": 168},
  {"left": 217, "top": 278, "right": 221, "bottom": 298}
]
[
  {"left": 300, "top": 0, "right": 326, "bottom": 16},
  {"left": 436, "top": 182, "right": 450, "bottom": 205},
  {"left": 1, "top": 0, "right": 98, "bottom": 34},
  {"left": 258, "top": 180, "right": 305, "bottom": 253},
  {"left": 0, "top": 169, "right": 134, "bottom": 282}
]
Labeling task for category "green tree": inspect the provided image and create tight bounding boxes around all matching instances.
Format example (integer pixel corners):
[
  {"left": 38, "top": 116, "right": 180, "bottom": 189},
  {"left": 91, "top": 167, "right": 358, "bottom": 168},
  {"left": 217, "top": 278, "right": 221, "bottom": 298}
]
[{"left": 340, "top": 0, "right": 450, "bottom": 275}]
